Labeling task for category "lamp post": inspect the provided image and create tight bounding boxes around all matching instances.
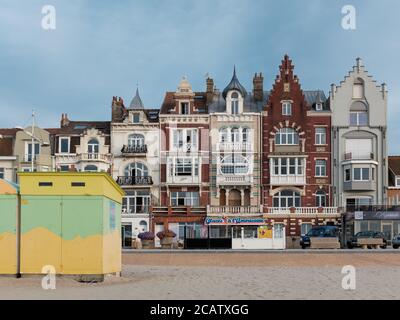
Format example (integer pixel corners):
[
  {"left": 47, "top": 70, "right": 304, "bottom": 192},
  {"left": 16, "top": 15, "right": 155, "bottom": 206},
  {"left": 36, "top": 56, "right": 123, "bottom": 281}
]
[{"left": 16, "top": 110, "right": 50, "bottom": 172}]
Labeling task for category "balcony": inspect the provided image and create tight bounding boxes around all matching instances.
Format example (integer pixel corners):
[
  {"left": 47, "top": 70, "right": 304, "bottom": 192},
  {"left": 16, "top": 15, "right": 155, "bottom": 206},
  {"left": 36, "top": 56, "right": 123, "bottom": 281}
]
[
  {"left": 78, "top": 153, "right": 112, "bottom": 163},
  {"left": 121, "top": 144, "right": 148, "bottom": 155},
  {"left": 216, "top": 175, "right": 253, "bottom": 186},
  {"left": 216, "top": 142, "right": 252, "bottom": 152},
  {"left": 166, "top": 175, "right": 200, "bottom": 185},
  {"left": 264, "top": 207, "right": 340, "bottom": 216},
  {"left": 121, "top": 207, "right": 150, "bottom": 215},
  {"left": 270, "top": 175, "right": 306, "bottom": 186},
  {"left": 343, "top": 180, "right": 376, "bottom": 191},
  {"left": 152, "top": 206, "right": 207, "bottom": 216},
  {"left": 116, "top": 176, "right": 153, "bottom": 186},
  {"left": 344, "top": 152, "right": 374, "bottom": 161},
  {"left": 207, "top": 205, "right": 263, "bottom": 216},
  {"left": 171, "top": 144, "right": 198, "bottom": 153}
]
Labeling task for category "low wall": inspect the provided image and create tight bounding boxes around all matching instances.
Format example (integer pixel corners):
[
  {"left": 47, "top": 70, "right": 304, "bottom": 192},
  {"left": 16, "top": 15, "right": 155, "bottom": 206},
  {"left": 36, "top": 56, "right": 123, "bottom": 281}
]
[{"left": 232, "top": 238, "right": 285, "bottom": 250}]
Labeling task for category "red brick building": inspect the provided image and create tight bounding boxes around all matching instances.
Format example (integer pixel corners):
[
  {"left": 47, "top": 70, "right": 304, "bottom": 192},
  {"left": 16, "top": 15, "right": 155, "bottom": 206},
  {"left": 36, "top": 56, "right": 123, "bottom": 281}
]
[
  {"left": 262, "top": 55, "right": 340, "bottom": 247},
  {"left": 152, "top": 77, "right": 209, "bottom": 241}
]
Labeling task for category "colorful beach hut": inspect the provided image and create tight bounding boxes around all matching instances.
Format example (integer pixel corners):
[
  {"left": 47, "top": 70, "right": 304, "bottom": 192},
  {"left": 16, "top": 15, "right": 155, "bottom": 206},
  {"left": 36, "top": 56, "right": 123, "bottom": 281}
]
[
  {"left": 18, "top": 172, "right": 124, "bottom": 279},
  {"left": 0, "top": 179, "right": 19, "bottom": 275}
]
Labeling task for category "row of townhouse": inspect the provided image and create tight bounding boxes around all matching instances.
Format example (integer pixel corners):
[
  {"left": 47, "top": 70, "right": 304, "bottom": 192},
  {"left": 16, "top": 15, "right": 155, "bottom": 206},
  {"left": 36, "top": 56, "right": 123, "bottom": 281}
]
[{"left": 1, "top": 55, "right": 400, "bottom": 248}]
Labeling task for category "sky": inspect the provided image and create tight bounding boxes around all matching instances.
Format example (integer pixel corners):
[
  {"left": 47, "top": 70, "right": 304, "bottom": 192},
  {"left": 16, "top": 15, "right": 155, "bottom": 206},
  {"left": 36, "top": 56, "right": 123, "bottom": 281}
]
[{"left": 0, "top": 0, "right": 399, "bottom": 154}]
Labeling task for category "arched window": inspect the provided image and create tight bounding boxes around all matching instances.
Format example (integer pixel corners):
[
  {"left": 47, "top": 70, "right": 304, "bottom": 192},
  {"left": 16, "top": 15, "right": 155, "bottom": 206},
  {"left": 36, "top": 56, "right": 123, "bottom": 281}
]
[
  {"left": 273, "top": 190, "right": 301, "bottom": 208},
  {"left": 84, "top": 165, "right": 98, "bottom": 172},
  {"left": 242, "top": 128, "right": 250, "bottom": 143},
  {"left": 275, "top": 128, "right": 299, "bottom": 145},
  {"left": 219, "top": 128, "right": 228, "bottom": 143},
  {"left": 350, "top": 101, "right": 368, "bottom": 126},
  {"left": 220, "top": 154, "right": 249, "bottom": 175},
  {"left": 231, "top": 127, "right": 240, "bottom": 143},
  {"left": 128, "top": 134, "right": 145, "bottom": 147},
  {"left": 316, "top": 190, "right": 326, "bottom": 207},
  {"left": 124, "top": 163, "right": 148, "bottom": 177},
  {"left": 88, "top": 139, "right": 99, "bottom": 154},
  {"left": 231, "top": 92, "right": 239, "bottom": 114}
]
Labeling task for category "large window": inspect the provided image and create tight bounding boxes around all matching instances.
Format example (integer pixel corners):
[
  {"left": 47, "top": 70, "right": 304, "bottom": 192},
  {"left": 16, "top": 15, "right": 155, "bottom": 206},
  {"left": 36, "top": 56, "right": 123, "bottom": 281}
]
[
  {"left": 87, "top": 139, "right": 99, "bottom": 154},
  {"left": 26, "top": 142, "right": 40, "bottom": 162},
  {"left": 122, "top": 191, "right": 150, "bottom": 214},
  {"left": 59, "top": 137, "right": 70, "bottom": 153},
  {"left": 0, "top": 168, "right": 4, "bottom": 179},
  {"left": 316, "top": 190, "right": 327, "bottom": 207},
  {"left": 180, "top": 102, "right": 189, "bottom": 115},
  {"left": 171, "top": 192, "right": 199, "bottom": 206},
  {"left": 273, "top": 190, "right": 301, "bottom": 208},
  {"left": 172, "top": 129, "right": 197, "bottom": 151},
  {"left": 350, "top": 111, "right": 368, "bottom": 126},
  {"left": 315, "top": 160, "right": 327, "bottom": 177},
  {"left": 128, "top": 134, "right": 145, "bottom": 147},
  {"left": 275, "top": 128, "right": 299, "bottom": 145},
  {"left": 282, "top": 101, "right": 292, "bottom": 116},
  {"left": 315, "top": 127, "right": 326, "bottom": 145},
  {"left": 220, "top": 155, "right": 249, "bottom": 174},
  {"left": 168, "top": 157, "right": 199, "bottom": 177},
  {"left": 231, "top": 92, "right": 239, "bottom": 114},
  {"left": 219, "top": 127, "right": 251, "bottom": 144},
  {"left": 353, "top": 168, "right": 370, "bottom": 181},
  {"left": 124, "top": 162, "right": 148, "bottom": 177},
  {"left": 272, "top": 158, "right": 304, "bottom": 175}
]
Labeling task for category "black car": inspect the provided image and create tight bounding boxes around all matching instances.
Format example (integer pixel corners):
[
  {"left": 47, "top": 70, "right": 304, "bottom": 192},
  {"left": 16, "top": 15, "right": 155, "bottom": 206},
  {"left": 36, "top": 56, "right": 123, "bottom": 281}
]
[
  {"left": 300, "top": 226, "right": 339, "bottom": 249},
  {"left": 347, "top": 231, "right": 387, "bottom": 249}
]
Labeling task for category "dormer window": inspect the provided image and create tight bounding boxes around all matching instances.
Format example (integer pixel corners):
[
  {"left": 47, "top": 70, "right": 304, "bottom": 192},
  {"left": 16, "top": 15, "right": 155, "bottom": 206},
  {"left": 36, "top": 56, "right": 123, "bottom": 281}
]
[
  {"left": 180, "top": 102, "right": 189, "bottom": 115},
  {"left": 316, "top": 103, "right": 323, "bottom": 111},
  {"left": 396, "top": 177, "right": 400, "bottom": 187},
  {"left": 132, "top": 113, "right": 140, "bottom": 123},
  {"left": 231, "top": 92, "right": 239, "bottom": 115},
  {"left": 282, "top": 101, "right": 292, "bottom": 116}
]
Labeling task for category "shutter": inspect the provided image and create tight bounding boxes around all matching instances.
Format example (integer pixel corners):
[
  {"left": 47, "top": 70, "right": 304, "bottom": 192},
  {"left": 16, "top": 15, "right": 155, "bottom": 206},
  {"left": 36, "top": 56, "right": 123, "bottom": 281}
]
[{"left": 346, "top": 139, "right": 372, "bottom": 159}]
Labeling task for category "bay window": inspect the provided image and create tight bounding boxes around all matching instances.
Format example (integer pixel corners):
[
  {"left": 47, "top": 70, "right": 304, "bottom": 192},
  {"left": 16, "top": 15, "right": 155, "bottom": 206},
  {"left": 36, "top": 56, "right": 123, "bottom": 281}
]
[
  {"left": 169, "top": 157, "right": 199, "bottom": 177},
  {"left": 275, "top": 128, "right": 299, "bottom": 145},
  {"left": 353, "top": 168, "right": 370, "bottom": 181},
  {"left": 122, "top": 190, "right": 150, "bottom": 214},
  {"left": 272, "top": 158, "right": 304, "bottom": 176},
  {"left": 220, "top": 155, "right": 249, "bottom": 174}
]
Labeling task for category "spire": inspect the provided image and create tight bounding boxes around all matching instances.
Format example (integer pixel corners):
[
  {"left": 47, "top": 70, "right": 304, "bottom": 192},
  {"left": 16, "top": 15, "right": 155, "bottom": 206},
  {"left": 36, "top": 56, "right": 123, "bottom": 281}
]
[
  {"left": 222, "top": 66, "right": 247, "bottom": 99},
  {"left": 129, "top": 85, "right": 144, "bottom": 109}
]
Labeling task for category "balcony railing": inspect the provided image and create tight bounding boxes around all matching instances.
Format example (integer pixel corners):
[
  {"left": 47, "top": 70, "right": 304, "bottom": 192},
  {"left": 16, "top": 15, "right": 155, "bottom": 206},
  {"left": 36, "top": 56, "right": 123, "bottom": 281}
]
[
  {"left": 172, "top": 144, "right": 198, "bottom": 153},
  {"left": 167, "top": 175, "right": 200, "bottom": 184},
  {"left": 116, "top": 176, "right": 153, "bottom": 186},
  {"left": 121, "top": 145, "right": 148, "bottom": 154},
  {"left": 264, "top": 207, "right": 340, "bottom": 215},
  {"left": 217, "top": 142, "right": 252, "bottom": 152},
  {"left": 344, "top": 152, "right": 374, "bottom": 161},
  {"left": 207, "top": 205, "right": 262, "bottom": 215},
  {"left": 152, "top": 206, "right": 207, "bottom": 215},
  {"left": 216, "top": 175, "right": 253, "bottom": 185},
  {"left": 122, "top": 206, "right": 150, "bottom": 215},
  {"left": 78, "top": 153, "right": 112, "bottom": 162}
]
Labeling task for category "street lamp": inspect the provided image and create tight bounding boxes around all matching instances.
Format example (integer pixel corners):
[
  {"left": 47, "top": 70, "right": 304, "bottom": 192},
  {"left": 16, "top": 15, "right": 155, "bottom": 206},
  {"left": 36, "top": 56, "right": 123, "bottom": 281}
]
[{"left": 16, "top": 111, "right": 50, "bottom": 172}]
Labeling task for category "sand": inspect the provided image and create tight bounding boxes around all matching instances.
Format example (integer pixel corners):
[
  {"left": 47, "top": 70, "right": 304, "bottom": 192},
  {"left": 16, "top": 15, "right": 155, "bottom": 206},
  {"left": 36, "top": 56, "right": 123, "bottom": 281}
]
[{"left": 0, "top": 251, "right": 399, "bottom": 300}]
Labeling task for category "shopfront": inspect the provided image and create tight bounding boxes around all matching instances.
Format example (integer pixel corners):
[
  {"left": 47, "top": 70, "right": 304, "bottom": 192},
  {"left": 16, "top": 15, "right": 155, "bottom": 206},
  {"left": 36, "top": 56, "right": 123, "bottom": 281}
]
[{"left": 343, "top": 209, "right": 400, "bottom": 246}]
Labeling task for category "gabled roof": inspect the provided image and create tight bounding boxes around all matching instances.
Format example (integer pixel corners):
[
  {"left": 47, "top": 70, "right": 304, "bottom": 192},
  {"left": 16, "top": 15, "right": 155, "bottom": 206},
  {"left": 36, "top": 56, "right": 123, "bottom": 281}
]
[
  {"left": 389, "top": 156, "right": 400, "bottom": 176},
  {"left": 59, "top": 121, "right": 111, "bottom": 135}
]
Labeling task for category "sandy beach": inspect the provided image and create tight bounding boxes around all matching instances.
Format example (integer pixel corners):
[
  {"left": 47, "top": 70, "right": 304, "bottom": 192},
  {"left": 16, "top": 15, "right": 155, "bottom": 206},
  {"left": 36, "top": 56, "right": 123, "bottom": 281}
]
[{"left": 0, "top": 251, "right": 399, "bottom": 300}]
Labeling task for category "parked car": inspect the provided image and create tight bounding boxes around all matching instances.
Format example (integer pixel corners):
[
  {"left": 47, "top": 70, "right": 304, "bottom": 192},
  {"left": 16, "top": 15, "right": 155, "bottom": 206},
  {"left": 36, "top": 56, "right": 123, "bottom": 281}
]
[
  {"left": 392, "top": 235, "right": 400, "bottom": 249},
  {"left": 300, "top": 226, "right": 339, "bottom": 249},
  {"left": 347, "top": 231, "right": 387, "bottom": 249}
]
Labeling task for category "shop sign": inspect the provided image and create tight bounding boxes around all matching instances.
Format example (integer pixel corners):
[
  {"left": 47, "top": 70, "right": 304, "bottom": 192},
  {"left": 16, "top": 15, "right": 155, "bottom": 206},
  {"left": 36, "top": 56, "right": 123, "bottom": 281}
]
[{"left": 205, "top": 217, "right": 266, "bottom": 226}]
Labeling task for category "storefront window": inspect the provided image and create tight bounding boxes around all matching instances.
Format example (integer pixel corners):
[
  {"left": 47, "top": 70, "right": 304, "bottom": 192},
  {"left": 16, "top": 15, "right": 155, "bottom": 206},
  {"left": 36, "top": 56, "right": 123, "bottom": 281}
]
[
  {"left": 301, "top": 223, "right": 312, "bottom": 235},
  {"left": 274, "top": 224, "right": 285, "bottom": 238}
]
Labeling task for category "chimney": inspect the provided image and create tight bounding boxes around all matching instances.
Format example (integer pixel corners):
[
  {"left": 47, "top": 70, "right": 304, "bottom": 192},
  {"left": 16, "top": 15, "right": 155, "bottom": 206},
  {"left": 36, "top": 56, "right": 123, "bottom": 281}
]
[
  {"left": 330, "top": 84, "right": 336, "bottom": 99},
  {"left": 206, "top": 77, "right": 214, "bottom": 104},
  {"left": 253, "top": 72, "right": 264, "bottom": 102},
  {"left": 112, "top": 96, "right": 125, "bottom": 123},
  {"left": 61, "top": 113, "right": 70, "bottom": 127}
]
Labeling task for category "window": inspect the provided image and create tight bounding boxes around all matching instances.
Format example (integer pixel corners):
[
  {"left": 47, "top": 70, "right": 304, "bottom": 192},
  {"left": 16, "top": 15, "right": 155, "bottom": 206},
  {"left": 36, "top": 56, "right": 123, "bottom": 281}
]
[
  {"left": 128, "top": 134, "right": 145, "bottom": 147},
  {"left": 87, "top": 139, "right": 99, "bottom": 154},
  {"left": 60, "top": 165, "right": 70, "bottom": 172},
  {"left": 350, "top": 111, "right": 368, "bottom": 126},
  {"left": 220, "top": 155, "right": 249, "bottom": 175},
  {"left": 315, "top": 160, "right": 327, "bottom": 177},
  {"left": 180, "top": 102, "right": 189, "bottom": 115},
  {"left": 316, "top": 190, "right": 326, "bottom": 207},
  {"left": 396, "top": 177, "right": 400, "bottom": 187},
  {"left": 315, "top": 127, "right": 326, "bottom": 145},
  {"left": 172, "top": 129, "right": 197, "bottom": 151},
  {"left": 315, "top": 103, "right": 323, "bottom": 111},
  {"left": 124, "top": 163, "right": 148, "bottom": 177},
  {"left": 274, "top": 224, "right": 285, "bottom": 238},
  {"left": 26, "top": 143, "right": 40, "bottom": 162},
  {"left": 272, "top": 158, "right": 304, "bottom": 176},
  {"left": 0, "top": 168, "right": 4, "bottom": 179},
  {"left": 242, "top": 128, "right": 250, "bottom": 143},
  {"left": 231, "top": 92, "right": 239, "bottom": 114},
  {"left": 84, "top": 165, "right": 98, "bottom": 172},
  {"left": 345, "top": 169, "right": 351, "bottom": 182},
  {"left": 122, "top": 191, "right": 150, "bottom": 214},
  {"left": 231, "top": 127, "right": 240, "bottom": 143},
  {"left": 59, "top": 137, "right": 70, "bottom": 153},
  {"left": 353, "top": 168, "right": 370, "bottom": 181},
  {"left": 282, "top": 102, "right": 292, "bottom": 116},
  {"left": 132, "top": 114, "right": 140, "bottom": 123},
  {"left": 219, "top": 128, "right": 228, "bottom": 143},
  {"left": 273, "top": 190, "right": 301, "bottom": 208},
  {"left": 171, "top": 192, "right": 199, "bottom": 206},
  {"left": 172, "top": 158, "right": 199, "bottom": 176},
  {"left": 275, "top": 128, "right": 299, "bottom": 145},
  {"left": 301, "top": 223, "right": 312, "bottom": 235}
]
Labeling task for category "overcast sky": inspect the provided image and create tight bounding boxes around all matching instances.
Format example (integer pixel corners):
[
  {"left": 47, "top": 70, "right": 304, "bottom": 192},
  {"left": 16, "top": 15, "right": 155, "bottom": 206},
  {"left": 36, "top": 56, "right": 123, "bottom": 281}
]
[{"left": 0, "top": 0, "right": 399, "bottom": 154}]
